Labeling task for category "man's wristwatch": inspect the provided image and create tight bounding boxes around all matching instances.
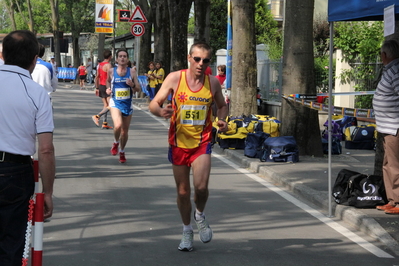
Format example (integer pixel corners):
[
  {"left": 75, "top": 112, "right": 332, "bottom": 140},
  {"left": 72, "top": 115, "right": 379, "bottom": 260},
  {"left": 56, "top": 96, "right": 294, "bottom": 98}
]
[{"left": 218, "top": 118, "right": 226, "bottom": 122}]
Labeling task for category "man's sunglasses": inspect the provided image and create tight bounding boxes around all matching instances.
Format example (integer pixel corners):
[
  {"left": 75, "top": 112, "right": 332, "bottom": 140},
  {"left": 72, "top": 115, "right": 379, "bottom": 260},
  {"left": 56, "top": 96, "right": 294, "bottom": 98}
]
[{"left": 192, "top": 57, "right": 211, "bottom": 64}]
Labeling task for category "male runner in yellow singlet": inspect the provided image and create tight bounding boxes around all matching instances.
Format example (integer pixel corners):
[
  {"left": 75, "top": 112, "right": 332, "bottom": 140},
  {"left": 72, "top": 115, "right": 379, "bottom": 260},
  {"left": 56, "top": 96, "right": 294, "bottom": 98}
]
[{"left": 149, "top": 42, "right": 228, "bottom": 252}]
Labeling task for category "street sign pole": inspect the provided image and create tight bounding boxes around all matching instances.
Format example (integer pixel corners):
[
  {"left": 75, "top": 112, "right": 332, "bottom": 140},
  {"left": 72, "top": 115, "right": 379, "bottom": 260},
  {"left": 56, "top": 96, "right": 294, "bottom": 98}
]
[{"left": 135, "top": 36, "right": 140, "bottom": 75}]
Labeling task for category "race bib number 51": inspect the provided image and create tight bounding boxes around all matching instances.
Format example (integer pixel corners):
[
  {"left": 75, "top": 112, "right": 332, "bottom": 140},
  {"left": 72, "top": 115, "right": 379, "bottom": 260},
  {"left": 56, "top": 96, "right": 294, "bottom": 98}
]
[{"left": 180, "top": 105, "right": 207, "bottom": 125}]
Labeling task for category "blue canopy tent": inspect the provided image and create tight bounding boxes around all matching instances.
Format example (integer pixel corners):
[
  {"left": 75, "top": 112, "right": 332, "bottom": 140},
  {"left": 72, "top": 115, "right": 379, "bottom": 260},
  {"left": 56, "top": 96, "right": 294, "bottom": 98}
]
[
  {"left": 326, "top": 0, "right": 399, "bottom": 216},
  {"left": 328, "top": 0, "right": 399, "bottom": 21}
]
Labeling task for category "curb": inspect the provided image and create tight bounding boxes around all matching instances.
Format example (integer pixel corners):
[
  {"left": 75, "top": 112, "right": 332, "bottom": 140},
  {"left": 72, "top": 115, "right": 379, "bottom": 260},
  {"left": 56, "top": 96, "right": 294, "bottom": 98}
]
[
  {"left": 219, "top": 147, "right": 399, "bottom": 256},
  {"left": 130, "top": 98, "right": 399, "bottom": 255}
]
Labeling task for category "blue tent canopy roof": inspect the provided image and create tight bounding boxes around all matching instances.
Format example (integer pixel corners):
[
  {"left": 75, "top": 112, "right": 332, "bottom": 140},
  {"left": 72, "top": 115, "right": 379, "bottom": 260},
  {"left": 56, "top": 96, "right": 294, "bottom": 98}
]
[{"left": 328, "top": 0, "right": 399, "bottom": 22}]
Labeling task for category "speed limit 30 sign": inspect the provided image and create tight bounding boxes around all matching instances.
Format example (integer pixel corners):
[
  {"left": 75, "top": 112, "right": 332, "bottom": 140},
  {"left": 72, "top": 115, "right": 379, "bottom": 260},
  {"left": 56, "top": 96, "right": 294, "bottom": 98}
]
[{"left": 130, "top": 23, "right": 145, "bottom": 37}]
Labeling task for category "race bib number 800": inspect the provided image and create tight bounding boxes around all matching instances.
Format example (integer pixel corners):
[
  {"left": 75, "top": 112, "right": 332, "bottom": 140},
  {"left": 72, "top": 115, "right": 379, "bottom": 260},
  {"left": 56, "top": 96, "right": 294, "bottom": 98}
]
[
  {"left": 115, "top": 88, "right": 130, "bottom": 100},
  {"left": 180, "top": 105, "right": 207, "bottom": 125}
]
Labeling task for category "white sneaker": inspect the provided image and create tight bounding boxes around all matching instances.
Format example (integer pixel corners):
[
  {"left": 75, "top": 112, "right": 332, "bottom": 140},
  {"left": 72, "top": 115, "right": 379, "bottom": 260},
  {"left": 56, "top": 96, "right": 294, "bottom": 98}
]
[
  {"left": 178, "top": 230, "right": 194, "bottom": 251},
  {"left": 194, "top": 212, "right": 213, "bottom": 243}
]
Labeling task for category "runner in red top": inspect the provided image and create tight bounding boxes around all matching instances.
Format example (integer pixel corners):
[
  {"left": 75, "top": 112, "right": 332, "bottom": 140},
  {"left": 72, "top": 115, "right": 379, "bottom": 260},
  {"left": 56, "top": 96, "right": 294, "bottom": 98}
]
[
  {"left": 78, "top": 63, "right": 86, "bottom": 90},
  {"left": 92, "top": 49, "right": 113, "bottom": 129}
]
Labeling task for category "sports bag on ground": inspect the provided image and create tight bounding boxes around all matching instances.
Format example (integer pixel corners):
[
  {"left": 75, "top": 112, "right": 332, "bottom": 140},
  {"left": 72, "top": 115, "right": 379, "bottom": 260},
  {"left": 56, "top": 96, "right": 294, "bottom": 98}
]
[
  {"left": 332, "top": 169, "right": 361, "bottom": 204},
  {"left": 346, "top": 173, "right": 387, "bottom": 208},
  {"left": 218, "top": 127, "right": 248, "bottom": 149},
  {"left": 321, "top": 137, "right": 342, "bottom": 155},
  {"left": 216, "top": 117, "right": 248, "bottom": 150},
  {"left": 322, "top": 120, "right": 343, "bottom": 141},
  {"left": 337, "top": 116, "right": 357, "bottom": 140},
  {"left": 260, "top": 136, "right": 299, "bottom": 163},
  {"left": 333, "top": 169, "right": 387, "bottom": 208},
  {"left": 244, "top": 132, "right": 270, "bottom": 158},
  {"left": 344, "top": 125, "right": 376, "bottom": 150},
  {"left": 254, "top": 119, "right": 281, "bottom": 137}
]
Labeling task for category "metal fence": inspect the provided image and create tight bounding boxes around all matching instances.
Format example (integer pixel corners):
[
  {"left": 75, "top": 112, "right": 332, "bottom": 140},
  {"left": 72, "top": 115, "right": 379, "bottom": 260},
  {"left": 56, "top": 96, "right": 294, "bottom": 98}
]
[
  {"left": 210, "top": 59, "right": 345, "bottom": 103},
  {"left": 257, "top": 59, "right": 283, "bottom": 102},
  {"left": 256, "top": 60, "right": 380, "bottom": 103}
]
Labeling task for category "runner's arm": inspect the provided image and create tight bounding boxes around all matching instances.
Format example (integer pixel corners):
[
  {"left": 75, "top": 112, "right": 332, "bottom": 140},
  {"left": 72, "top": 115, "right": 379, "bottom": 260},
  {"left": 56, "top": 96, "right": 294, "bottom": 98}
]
[
  {"left": 149, "top": 71, "right": 179, "bottom": 119},
  {"left": 210, "top": 76, "right": 228, "bottom": 131},
  {"left": 106, "top": 68, "right": 113, "bottom": 95},
  {"left": 130, "top": 68, "right": 141, "bottom": 93}
]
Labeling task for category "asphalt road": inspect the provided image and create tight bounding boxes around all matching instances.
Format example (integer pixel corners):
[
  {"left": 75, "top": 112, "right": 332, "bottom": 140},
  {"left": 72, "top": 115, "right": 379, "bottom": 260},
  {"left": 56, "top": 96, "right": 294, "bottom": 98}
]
[{"left": 38, "top": 86, "right": 399, "bottom": 266}]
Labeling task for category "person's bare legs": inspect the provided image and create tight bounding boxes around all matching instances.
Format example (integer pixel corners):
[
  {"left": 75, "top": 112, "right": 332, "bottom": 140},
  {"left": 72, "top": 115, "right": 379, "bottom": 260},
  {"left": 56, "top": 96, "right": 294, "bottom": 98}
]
[
  {"left": 173, "top": 164, "right": 192, "bottom": 225},
  {"left": 191, "top": 153, "right": 213, "bottom": 243},
  {"left": 173, "top": 153, "right": 211, "bottom": 224},
  {"left": 191, "top": 154, "right": 211, "bottom": 213},
  {"left": 174, "top": 153, "right": 212, "bottom": 251},
  {"left": 110, "top": 108, "right": 122, "bottom": 140},
  {"left": 119, "top": 114, "right": 132, "bottom": 150}
]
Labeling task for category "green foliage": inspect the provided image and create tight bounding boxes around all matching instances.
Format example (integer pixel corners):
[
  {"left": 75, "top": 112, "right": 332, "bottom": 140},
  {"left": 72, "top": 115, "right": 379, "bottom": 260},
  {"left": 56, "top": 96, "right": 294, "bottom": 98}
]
[
  {"left": 254, "top": 0, "right": 282, "bottom": 60},
  {"left": 32, "top": 0, "right": 53, "bottom": 33},
  {"left": 334, "top": 21, "right": 384, "bottom": 108},
  {"left": 1, "top": 0, "right": 95, "bottom": 34},
  {"left": 314, "top": 56, "right": 334, "bottom": 93},
  {"left": 265, "top": 35, "right": 282, "bottom": 61},
  {"left": 313, "top": 15, "right": 329, "bottom": 57},
  {"left": 209, "top": 0, "right": 281, "bottom": 59},
  {"left": 188, "top": 9, "right": 194, "bottom": 34},
  {"left": 115, "top": 22, "right": 132, "bottom": 36},
  {"left": 209, "top": 0, "right": 228, "bottom": 55},
  {"left": 62, "top": 0, "right": 95, "bottom": 33},
  {"left": 115, "top": 1, "right": 136, "bottom": 36},
  {"left": 254, "top": 0, "right": 278, "bottom": 44}
]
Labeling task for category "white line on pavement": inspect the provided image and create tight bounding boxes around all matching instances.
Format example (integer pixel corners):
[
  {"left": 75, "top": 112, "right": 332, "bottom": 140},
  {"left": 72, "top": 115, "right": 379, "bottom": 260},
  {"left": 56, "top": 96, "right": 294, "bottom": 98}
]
[
  {"left": 212, "top": 152, "right": 394, "bottom": 259},
  {"left": 135, "top": 101, "right": 394, "bottom": 258}
]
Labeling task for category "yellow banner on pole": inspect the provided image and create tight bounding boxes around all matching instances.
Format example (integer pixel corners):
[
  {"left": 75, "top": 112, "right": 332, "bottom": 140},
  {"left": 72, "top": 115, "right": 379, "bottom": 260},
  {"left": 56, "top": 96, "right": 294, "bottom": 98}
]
[{"left": 95, "top": 0, "right": 114, "bottom": 33}]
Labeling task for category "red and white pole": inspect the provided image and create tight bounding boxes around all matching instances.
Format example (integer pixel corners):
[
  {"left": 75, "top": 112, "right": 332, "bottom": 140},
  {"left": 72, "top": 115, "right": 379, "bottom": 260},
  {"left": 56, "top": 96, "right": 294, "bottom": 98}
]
[
  {"left": 33, "top": 159, "right": 39, "bottom": 193},
  {"left": 32, "top": 193, "right": 44, "bottom": 266},
  {"left": 31, "top": 160, "right": 40, "bottom": 265}
]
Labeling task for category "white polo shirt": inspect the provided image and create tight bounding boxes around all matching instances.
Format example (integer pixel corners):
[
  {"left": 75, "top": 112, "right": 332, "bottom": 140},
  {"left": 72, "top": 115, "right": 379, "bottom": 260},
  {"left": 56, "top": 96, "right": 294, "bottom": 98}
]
[
  {"left": 0, "top": 64, "right": 54, "bottom": 156},
  {"left": 32, "top": 58, "right": 58, "bottom": 97}
]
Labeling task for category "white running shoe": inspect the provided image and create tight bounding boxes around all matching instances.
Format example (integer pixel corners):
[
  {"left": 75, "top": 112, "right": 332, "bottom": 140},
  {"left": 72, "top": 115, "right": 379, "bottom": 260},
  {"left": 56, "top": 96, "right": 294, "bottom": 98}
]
[
  {"left": 194, "top": 212, "right": 213, "bottom": 243},
  {"left": 178, "top": 230, "right": 194, "bottom": 252}
]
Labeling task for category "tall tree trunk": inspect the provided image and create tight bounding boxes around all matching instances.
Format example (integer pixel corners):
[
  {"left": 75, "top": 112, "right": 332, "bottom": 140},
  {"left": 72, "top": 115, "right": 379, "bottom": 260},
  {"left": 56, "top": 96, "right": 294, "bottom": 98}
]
[
  {"left": 72, "top": 34, "right": 80, "bottom": 68},
  {"left": 194, "top": 0, "right": 210, "bottom": 43},
  {"left": 3, "top": 0, "right": 16, "bottom": 30},
  {"left": 134, "top": 0, "right": 154, "bottom": 75},
  {"left": 13, "top": 0, "right": 29, "bottom": 29},
  {"left": 26, "top": 0, "right": 34, "bottom": 33},
  {"left": 281, "top": 0, "right": 323, "bottom": 157},
  {"left": 98, "top": 34, "right": 106, "bottom": 61},
  {"left": 230, "top": 0, "right": 257, "bottom": 116},
  {"left": 153, "top": 0, "right": 171, "bottom": 75},
  {"left": 4, "top": 0, "right": 17, "bottom": 31},
  {"left": 168, "top": 0, "right": 193, "bottom": 71},
  {"left": 49, "top": 0, "right": 61, "bottom": 67}
]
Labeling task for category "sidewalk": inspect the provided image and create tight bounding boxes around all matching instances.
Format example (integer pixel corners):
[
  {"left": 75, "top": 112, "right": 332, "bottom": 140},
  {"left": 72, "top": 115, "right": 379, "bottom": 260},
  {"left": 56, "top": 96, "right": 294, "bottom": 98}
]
[
  {"left": 57, "top": 82, "right": 399, "bottom": 255},
  {"left": 130, "top": 96, "right": 399, "bottom": 256}
]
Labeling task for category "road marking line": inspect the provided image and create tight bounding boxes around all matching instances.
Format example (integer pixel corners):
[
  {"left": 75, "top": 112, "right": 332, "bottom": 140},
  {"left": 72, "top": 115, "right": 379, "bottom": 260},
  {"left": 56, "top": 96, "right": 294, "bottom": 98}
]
[
  {"left": 137, "top": 103, "right": 393, "bottom": 258},
  {"left": 212, "top": 153, "right": 394, "bottom": 259}
]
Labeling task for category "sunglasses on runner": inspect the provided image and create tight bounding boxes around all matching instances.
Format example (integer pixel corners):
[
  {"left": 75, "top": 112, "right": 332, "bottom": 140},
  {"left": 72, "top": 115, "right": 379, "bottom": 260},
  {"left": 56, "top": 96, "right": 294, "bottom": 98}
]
[{"left": 192, "top": 57, "right": 211, "bottom": 64}]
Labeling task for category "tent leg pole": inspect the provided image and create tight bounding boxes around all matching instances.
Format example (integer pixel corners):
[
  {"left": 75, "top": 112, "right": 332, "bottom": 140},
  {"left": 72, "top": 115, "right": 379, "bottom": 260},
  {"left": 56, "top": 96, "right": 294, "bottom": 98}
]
[{"left": 328, "top": 21, "right": 334, "bottom": 218}]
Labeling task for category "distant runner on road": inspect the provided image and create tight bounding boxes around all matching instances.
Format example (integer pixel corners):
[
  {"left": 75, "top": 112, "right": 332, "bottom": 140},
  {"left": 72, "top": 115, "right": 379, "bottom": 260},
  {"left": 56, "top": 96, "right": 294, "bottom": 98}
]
[{"left": 106, "top": 48, "right": 140, "bottom": 164}]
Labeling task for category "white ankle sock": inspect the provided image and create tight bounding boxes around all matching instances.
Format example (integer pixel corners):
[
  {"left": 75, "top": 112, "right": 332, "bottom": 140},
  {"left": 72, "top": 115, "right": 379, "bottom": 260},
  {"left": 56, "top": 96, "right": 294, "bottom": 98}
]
[
  {"left": 195, "top": 210, "right": 204, "bottom": 220},
  {"left": 183, "top": 224, "right": 193, "bottom": 232}
]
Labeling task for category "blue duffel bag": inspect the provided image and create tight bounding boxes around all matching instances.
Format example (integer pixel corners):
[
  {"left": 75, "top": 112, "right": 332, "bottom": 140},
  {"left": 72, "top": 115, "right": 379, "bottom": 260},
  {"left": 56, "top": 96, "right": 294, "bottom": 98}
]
[
  {"left": 260, "top": 136, "right": 299, "bottom": 163},
  {"left": 244, "top": 132, "right": 270, "bottom": 158}
]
